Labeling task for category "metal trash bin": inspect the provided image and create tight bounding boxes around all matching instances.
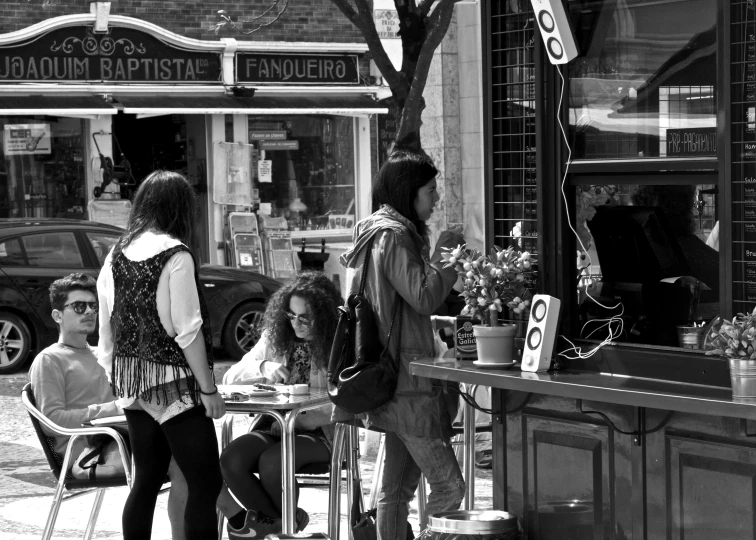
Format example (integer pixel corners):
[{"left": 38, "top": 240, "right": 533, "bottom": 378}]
[
  {"left": 426, "top": 510, "right": 524, "bottom": 540},
  {"left": 535, "top": 500, "right": 594, "bottom": 540}
]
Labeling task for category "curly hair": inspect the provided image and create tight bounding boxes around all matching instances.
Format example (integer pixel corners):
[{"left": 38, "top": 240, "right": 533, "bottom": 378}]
[{"left": 263, "top": 271, "right": 343, "bottom": 368}]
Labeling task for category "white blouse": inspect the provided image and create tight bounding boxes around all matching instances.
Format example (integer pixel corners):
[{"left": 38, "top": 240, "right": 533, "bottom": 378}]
[{"left": 97, "top": 231, "right": 203, "bottom": 390}]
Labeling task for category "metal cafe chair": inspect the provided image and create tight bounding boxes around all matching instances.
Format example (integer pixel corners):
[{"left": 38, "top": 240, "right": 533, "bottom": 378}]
[
  {"left": 20, "top": 383, "right": 132, "bottom": 540},
  {"left": 218, "top": 415, "right": 365, "bottom": 540}
]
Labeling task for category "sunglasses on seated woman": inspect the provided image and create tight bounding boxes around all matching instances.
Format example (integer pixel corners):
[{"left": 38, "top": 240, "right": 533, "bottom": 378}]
[
  {"left": 285, "top": 311, "right": 312, "bottom": 326},
  {"left": 64, "top": 301, "right": 99, "bottom": 314}
]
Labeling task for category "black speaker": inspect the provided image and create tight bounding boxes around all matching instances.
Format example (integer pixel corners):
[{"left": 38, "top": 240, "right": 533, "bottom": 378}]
[{"left": 529, "top": 0, "right": 579, "bottom": 65}]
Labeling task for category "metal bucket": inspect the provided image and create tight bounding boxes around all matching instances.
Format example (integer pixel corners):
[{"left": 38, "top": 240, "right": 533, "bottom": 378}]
[
  {"left": 536, "top": 500, "right": 594, "bottom": 540},
  {"left": 730, "top": 359, "right": 756, "bottom": 401},
  {"left": 426, "top": 510, "right": 522, "bottom": 540},
  {"left": 676, "top": 325, "right": 706, "bottom": 349}
]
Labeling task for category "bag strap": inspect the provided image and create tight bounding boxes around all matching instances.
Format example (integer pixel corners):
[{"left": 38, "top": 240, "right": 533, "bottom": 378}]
[
  {"left": 383, "top": 294, "right": 403, "bottom": 370},
  {"left": 357, "top": 236, "right": 376, "bottom": 296}
]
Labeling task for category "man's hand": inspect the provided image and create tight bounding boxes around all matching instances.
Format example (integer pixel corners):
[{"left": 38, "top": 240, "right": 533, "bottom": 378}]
[
  {"left": 200, "top": 391, "right": 225, "bottom": 418},
  {"left": 261, "top": 360, "right": 290, "bottom": 383}
]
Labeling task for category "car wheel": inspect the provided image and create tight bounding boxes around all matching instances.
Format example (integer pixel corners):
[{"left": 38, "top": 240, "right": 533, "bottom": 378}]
[
  {"left": 223, "top": 302, "right": 265, "bottom": 360},
  {"left": 0, "top": 312, "right": 32, "bottom": 374}
]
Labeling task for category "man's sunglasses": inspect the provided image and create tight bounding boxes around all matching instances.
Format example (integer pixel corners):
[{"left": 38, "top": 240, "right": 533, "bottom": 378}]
[
  {"left": 284, "top": 311, "right": 312, "bottom": 326},
  {"left": 64, "top": 301, "right": 99, "bottom": 314}
]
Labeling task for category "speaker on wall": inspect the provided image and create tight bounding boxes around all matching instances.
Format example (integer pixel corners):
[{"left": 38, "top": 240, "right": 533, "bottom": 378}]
[
  {"left": 529, "top": 0, "right": 579, "bottom": 65},
  {"left": 521, "top": 294, "right": 562, "bottom": 372}
]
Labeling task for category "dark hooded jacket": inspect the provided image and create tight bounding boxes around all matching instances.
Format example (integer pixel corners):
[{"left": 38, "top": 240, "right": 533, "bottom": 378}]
[{"left": 333, "top": 205, "right": 463, "bottom": 437}]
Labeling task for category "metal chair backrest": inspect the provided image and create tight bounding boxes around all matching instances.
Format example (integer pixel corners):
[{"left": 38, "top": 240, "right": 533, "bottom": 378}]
[{"left": 21, "top": 383, "right": 68, "bottom": 480}]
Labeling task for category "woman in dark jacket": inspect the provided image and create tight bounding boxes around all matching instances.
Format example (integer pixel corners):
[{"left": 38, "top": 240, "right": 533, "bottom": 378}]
[{"left": 337, "top": 150, "right": 466, "bottom": 540}]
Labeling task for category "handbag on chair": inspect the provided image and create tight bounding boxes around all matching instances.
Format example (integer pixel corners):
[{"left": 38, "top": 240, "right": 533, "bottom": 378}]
[{"left": 327, "top": 236, "right": 403, "bottom": 415}]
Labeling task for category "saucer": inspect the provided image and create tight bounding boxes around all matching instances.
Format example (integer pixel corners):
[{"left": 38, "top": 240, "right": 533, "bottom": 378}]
[{"left": 473, "top": 360, "right": 517, "bottom": 369}]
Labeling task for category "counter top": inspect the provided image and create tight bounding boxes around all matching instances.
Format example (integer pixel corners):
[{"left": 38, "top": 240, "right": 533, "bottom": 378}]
[{"left": 409, "top": 359, "right": 756, "bottom": 420}]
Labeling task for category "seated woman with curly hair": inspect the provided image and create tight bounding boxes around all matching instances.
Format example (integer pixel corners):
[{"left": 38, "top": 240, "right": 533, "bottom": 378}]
[{"left": 218, "top": 271, "right": 342, "bottom": 540}]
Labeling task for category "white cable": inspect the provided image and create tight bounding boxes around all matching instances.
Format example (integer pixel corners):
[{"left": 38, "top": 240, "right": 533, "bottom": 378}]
[{"left": 554, "top": 68, "right": 624, "bottom": 359}]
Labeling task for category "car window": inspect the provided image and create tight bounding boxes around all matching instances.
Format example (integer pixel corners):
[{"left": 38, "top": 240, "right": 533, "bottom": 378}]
[
  {"left": 21, "top": 232, "right": 83, "bottom": 268},
  {"left": 85, "top": 232, "right": 119, "bottom": 267},
  {"left": 0, "top": 238, "right": 25, "bottom": 266}
]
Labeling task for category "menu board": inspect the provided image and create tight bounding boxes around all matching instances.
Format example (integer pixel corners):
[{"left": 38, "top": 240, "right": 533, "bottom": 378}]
[{"left": 733, "top": 0, "right": 756, "bottom": 309}]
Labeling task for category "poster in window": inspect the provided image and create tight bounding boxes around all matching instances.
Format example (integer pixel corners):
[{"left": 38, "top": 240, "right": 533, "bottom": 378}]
[{"left": 4, "top": 124, "right": 51, "bottom": 155}]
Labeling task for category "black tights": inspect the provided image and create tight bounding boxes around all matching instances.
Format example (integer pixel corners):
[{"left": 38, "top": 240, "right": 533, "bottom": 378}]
[
  {"left": 123, "top": 406, "right": 222, "bottom": 540},
  {"left": 220, "top": 432, "right": 330, "bottom": 519}
]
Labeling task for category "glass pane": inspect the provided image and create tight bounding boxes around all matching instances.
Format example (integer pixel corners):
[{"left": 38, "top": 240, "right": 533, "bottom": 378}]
[
  {"left": 576, "top": 184, "right": 719, "bottom": 348},
  {"left": 22, "top": 232, "right": 83, "bottom": 268},
  {"left": 0, "top": 117, "right": 86, "bottom": 218},
  {"left": 568, "top": 0, "right": 716, "bottom": 160},
  {"left": 249, "top": 116, "right": 355, "bottom": 233},
  {"left": 0, "top": 238, "right": 24, "bottom": 266},
  {"left": 85, "top": 232, "right": 118, "bottom": 267}
]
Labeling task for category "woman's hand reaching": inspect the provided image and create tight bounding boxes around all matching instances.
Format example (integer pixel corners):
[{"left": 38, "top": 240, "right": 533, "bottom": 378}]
[{"left": 261, "top": 360, "right": 291, "bottom": 383}]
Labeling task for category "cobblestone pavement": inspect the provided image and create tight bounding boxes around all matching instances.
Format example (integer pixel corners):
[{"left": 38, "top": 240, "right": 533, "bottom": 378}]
[{"left": 0, "top": 360, "right": 493, "bottom": 539}]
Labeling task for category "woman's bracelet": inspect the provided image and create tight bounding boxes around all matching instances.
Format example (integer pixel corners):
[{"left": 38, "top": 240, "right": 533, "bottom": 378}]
[{"left": 200, "top": 385, "right": 218, "bottom": 396}]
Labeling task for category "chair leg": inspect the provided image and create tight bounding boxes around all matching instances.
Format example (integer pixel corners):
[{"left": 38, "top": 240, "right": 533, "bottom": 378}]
[
  {"left": 417, "top": 474, "right": 428, "bottom": 531},
  {"left": 367, "top": 433, "right": 385, "bottom": 510},
  {"left": 328, "top": 423, "right": 347, "bottom": 540},
  {"left": 217, "top": 507, "right": 226, "bottom": 540},
  {"left": 82, "top": 488, "right": 106, "bottom": 540}
]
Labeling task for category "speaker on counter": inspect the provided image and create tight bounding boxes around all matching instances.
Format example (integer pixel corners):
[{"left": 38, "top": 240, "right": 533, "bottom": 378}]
[
  {"left": 521, "top": 294, "right": 562, "bottom": 372},
  {"left": 529, "top": 0, "right": 579, "bottom": 65}
]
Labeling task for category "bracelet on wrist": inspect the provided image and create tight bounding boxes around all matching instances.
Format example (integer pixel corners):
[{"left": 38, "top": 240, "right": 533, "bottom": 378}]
[{"left": 200, "top": 385, "right": 218, "bottom": 396}]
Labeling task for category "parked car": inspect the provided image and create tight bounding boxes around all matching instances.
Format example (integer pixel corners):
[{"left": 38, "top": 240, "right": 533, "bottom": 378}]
[{"left": 0, "top": 218, "right": 281, "bottom": 374}]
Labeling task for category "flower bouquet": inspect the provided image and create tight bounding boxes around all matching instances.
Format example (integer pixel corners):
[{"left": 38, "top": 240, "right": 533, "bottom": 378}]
[
  {"left": 441, "top": 244, "right": 536, "bottom": 326},
  {"left": 440, "top": 244, "right": 536, "bottom": 364}
]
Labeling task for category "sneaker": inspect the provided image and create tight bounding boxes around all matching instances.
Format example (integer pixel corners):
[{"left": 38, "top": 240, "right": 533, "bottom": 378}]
[
  {"left": 227, "top": 510, "right": 281, "bottom": 540},
  {"left": 295, "top": 508, "right": 309, "bottom": 532},
  {"left": 475, "top": 449, "right": 492, "bottom": 469}
]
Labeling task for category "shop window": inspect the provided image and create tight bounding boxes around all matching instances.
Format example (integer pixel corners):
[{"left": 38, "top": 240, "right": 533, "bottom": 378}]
[
  {"left": 0, "top": 238, "right": 24, "bottom": 266},
  {"left": 576, "top": 182, "right": 718, "bottom": 348},
  {"left": 567, "top": 0, "right": 716, "bottom": 160},
  {"left": 249, "top": 116, "right": 355, "bottom": 234},
  {"left": 21, "top": 232, "right": 83, "bottom": 268},
  {"left": 86, "top": 232, "right": 118, "bottom": 267},
  {"left": 0, "top": 117, "right": 86, "bottom": 219}
]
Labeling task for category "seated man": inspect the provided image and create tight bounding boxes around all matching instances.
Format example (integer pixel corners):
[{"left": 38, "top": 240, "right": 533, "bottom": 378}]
[{"left": 28, "top": 273, "right": 187, "bottom": 538}]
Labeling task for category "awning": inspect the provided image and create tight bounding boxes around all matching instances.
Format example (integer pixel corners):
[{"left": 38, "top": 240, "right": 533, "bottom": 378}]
[
  {"left": 0, "top": 96, "right": 116, "bottom": 117},
  {"left": 113, "top": 94, "right": 389, "bottom": 118}
]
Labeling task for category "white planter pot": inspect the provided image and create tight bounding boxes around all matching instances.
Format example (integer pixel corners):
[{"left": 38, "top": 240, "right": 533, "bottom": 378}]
[{"left": 473, "top": 324, "right": 517, "bottom": 364}]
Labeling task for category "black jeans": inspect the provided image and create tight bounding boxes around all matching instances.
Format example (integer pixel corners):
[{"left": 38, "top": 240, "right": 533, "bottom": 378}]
[{"left": 123, "top": 406, "right": 222, "bottom": 540}]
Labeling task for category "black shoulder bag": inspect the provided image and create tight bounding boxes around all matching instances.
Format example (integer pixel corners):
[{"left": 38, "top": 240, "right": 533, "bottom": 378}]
[{"left": 327, "top": 236, "right": 403, "bottom": 414}]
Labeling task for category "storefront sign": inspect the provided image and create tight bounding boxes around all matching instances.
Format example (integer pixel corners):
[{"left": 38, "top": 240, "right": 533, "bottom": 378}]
[
  {"left": 374, "top": 10, "right": 400, "bottom": 39},
  {"left": 666, "top": 127, "right": 716, "bottom": 156},
  {"left": 0, "top": 26, "right": 221, "bottom": 83},
  {"left": 237, "top": 53, "right": 359, "bottom": 85},
  {"left": 259, "top": 140, "right": 299, "bottom": 151},
  {"left": 4, "top": 123, "right": 50, "bottom": 155},
  {"left": 249, "top": 131, "right": 287, "bottom": 141}
]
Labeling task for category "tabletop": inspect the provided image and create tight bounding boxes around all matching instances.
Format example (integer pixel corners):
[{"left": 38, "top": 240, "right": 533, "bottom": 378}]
[
  {"left": 222, "top": 387, "right": 332, "bottom": 413},
  {"left": 409, "top": 358, "right": 756, "bottom": 420}
]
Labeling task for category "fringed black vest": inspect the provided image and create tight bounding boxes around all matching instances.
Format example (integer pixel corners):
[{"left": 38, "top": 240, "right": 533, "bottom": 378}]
[{"left": 110, "top": 245, "right": 214, "bottom": 405}]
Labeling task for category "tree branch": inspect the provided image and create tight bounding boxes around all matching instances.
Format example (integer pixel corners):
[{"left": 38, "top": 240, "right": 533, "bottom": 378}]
[
  {"left": 396, "top": 0, "right": 457, "bottom": 144},
  {"left": 330, "top": 0, "right": 405, "bottom": 93}
]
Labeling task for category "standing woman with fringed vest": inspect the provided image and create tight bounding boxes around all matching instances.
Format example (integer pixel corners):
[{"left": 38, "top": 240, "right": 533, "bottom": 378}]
[{"left": 97, "top": 170, "right": 225, "bottom": 540}]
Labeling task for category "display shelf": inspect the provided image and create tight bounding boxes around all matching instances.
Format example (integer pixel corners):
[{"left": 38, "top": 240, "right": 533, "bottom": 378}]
[{"left": 302, "top": 184, "right": 354, "bottom": 188}]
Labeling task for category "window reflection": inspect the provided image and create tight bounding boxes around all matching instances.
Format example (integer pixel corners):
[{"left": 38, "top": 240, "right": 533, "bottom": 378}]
[
  {"left": 576, "top": 184, "right": 719, "bottom": 347},
  {"left": 568, "top": 0, "right": 716, "bottom": 160}
]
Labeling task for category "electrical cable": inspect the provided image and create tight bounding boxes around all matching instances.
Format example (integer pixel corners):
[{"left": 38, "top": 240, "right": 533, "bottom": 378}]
[
  {"left": 447, "top": 386, "right": 496, "bottom": 415},
  {"left": 577, "top": 400, "right": 675, "bottom": 437},
  {"left": 554, "top": 67, "right": 624, "bottom": 360}
]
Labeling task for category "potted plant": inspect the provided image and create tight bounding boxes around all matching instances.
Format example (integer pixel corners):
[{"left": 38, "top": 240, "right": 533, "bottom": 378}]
[
  {"left": 705, "top": 308, "right": 756, "bottom": 401},
  {"left": 441, "top": 244, "right": 536, "bottom": 363}
]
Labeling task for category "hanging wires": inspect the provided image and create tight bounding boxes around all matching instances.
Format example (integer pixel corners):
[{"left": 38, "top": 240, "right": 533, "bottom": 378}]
[{"left": 554, "top": 68, "right": 624, "bottom": 360}]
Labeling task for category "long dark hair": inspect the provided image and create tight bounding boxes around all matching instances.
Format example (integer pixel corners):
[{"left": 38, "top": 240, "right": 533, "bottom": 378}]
[
  {"left": 371, "top": 149, "right": 438, "bottom": 238},
  {"left": 113, "top": 170, "right": 196, "bottom": 257},
  {"left": 264, "top": 271, "right": 343, "bottom": 368}
]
